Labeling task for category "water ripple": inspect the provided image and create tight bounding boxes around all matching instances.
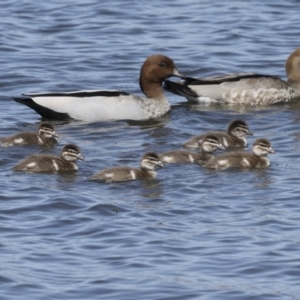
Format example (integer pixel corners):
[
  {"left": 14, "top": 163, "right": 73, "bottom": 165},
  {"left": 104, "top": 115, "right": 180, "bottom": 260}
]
[{"left": 1, "top": 0, "right": 300, "bottom": 299}]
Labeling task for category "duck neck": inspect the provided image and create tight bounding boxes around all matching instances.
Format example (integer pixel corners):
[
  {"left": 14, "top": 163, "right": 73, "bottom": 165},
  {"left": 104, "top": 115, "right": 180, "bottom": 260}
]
[
  {"left": 139, "top": 76, "right": 165, "bottom": 99},
  {"left": 228, "top": 134, "right": 246, "bottom": 146},
  {"left": 252, "top": 148, "right": 266, "bottom": 157},
  {"left": 137, "top": 168, "right": 156, "bottom": 179},
  {"left": 286, "top": 53, "right": 300, "bottom": 93},
  {"left": 287, "top": 77, "right": 300, "bottom": 94},
  {"left": 37, "top": 135, "right": 44, "bottom": 144},
  {"left": 200, "top": 144, "right": 214, "bottom": 155}
]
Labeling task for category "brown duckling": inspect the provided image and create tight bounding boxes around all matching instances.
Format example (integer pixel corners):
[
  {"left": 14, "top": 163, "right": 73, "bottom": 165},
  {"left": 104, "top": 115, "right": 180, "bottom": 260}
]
[
  {"left": 204, "top": 138, "right": 275, "bottom": 170},
  {"left": 13, "top": 144, "right": 84, "bottom": 173},
  {"left": 89, "top": 152, "right": 163, "bottom": 182},
  {"left": 159, "top": 134, "right": 225, "bottom": 165},
  {"left": 1, "top": 122, "right": 59, "bottom": 147},
  {"left": 184, "top": 119, "right": 253, "bottom": 149}
]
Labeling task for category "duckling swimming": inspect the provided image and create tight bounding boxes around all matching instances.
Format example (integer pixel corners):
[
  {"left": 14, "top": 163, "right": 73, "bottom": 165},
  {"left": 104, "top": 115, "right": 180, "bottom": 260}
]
[
  {"left": 13, "top": 144, "right": 84, "bottom": 173},
  {"left": 160, "top": 134, "right": 224, "bottom": 165},
  {"left": 1, "top": 122, "right": 59, "bottom": 147},
  {"left": 183, "top": 119, "right": 252, "bottom": 149},
  {"left": 89, "top": 152, "right": 163, "bottom": 182},
  {"left": 204, "top": 138, "right": 275, "bottom": 170}
]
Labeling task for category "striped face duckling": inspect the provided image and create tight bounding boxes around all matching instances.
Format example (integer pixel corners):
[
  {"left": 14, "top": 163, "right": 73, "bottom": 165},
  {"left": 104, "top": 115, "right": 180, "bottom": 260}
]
[
  {"left": 89, "top": 152, "right": 164, "bottom": 183},
  {"left": 1, "top": 122, "right": 59, "bottom": 147},
  {"left": 160, "top": 134, "right": 225, "bottom": 165},
  {"left": 204, "top": 138, "right": 275, "bottom": 170},
  {"left": 13, "top": 144, "right": 84, "bottom": 173},
  {"left": 183, "top": 120, "right": 253, "bottom": 149}
]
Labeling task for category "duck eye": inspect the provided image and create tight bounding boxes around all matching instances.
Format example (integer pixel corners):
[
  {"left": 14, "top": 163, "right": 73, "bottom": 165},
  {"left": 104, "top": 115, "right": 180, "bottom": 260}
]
[{"left": 159, "top": 62, "right": 166, "bottom": 68}]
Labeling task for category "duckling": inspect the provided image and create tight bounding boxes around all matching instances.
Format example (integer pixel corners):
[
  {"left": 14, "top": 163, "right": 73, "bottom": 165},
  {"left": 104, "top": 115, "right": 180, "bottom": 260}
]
[
  {"left": 159, "top": 134, "right": 225, "bottom": 165},
  {"left": 164, "top": 47, "right": 300, "bottom": 105},
  {"left": 204, "top": 138, "right": 275, "bottom": 170},
  {"left": 1, "top": 122, "right": 59, "bottom": 147},
  {"left": 183, "top": 119, "right": 253, "bottom": 149},
  {"left": 14, "top": 54, "right": 184, "bottom": 121},
  {"left": 89, "top": 152, "right": 163, "bottom": 182},
  {"left": 12, "top": 144, "right": 84, "bottom": 173}
]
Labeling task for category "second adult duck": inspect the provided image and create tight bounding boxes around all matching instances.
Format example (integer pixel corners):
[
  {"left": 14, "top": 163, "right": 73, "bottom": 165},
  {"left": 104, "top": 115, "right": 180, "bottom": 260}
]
[
  {"left": 164, "top": 48, "right": 300, "bottom": 105},
  {"left": 14, "top": 55, "right": 184, "bottom": 122}
]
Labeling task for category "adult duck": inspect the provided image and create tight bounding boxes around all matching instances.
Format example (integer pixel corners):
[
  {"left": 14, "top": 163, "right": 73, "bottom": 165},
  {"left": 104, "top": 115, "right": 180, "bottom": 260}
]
[
  {"left": 164, "top": 48, "right": 300, "bottom": 105},
  {"left": 14, "top": 55, "right": 184, "bottom": 121}
]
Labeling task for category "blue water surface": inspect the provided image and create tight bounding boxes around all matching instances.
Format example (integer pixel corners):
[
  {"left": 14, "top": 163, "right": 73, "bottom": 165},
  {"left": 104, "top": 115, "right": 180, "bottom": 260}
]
[{"left": 1, "top": 0, "right": 300, "bottom": 299}]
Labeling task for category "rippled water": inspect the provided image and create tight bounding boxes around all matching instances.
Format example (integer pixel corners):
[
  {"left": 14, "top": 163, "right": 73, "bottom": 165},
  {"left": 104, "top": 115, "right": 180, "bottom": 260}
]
[{"left": 1, "top": 0, "right": 300, "bottom": 299}]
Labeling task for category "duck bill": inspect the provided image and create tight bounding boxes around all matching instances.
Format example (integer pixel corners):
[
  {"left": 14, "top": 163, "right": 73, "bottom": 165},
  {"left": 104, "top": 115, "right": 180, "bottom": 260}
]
[
  {"left": 218, "top": 144, "right": 226, "bottom": 150},
  {"left": 247, "top": 131, "right": 254, "bottom": 136},
  {"left": 269, "top": 148, "right": 276, "bottom": 154},
  {"left": 172, "top": 67, "right": 185, "bottom": 78},
  {"left": 77, "top": 154, "right": 85, "bottom": 161},
  {"left": 157, "top": 161, "right": 164, "bottom": 168},
  {"left": 52, "top": 132, "right": 60, "bottom": 139}
]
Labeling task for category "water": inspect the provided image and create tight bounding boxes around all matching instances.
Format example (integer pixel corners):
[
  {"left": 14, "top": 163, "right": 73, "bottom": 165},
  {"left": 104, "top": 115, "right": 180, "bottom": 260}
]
[{"left": 1, "top": 0, "right": 300, "bottom": 299}]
